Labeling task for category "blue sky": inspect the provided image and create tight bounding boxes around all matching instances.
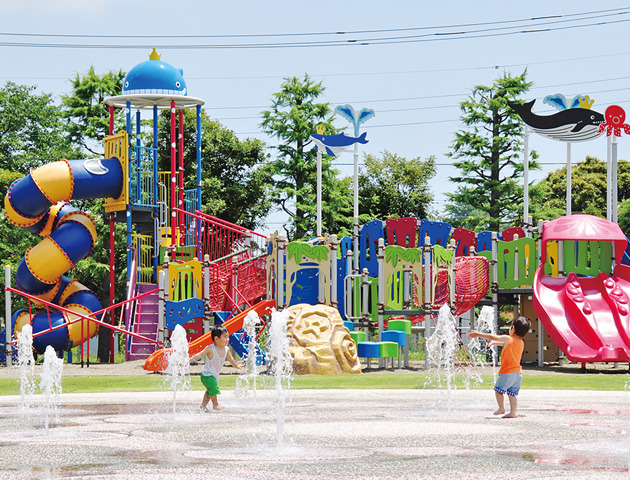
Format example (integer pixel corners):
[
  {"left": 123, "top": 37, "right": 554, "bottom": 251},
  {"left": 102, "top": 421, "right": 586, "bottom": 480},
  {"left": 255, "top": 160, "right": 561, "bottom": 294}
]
[{"left": 2, "top": 1, "right": 629, "bottom": 232}]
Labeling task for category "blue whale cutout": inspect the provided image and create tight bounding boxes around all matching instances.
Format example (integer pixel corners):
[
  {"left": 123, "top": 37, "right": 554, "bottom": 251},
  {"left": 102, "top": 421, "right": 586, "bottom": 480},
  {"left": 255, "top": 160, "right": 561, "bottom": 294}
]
[{"left": 310, "top": 132, "right": 368, "bottom": 157}]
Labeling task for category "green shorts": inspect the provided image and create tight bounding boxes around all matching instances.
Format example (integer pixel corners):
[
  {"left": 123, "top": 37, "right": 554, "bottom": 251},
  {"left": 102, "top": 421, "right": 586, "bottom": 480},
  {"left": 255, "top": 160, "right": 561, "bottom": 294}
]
[{"left": 200, "top": 374, "right": 220, "bottom": 397}]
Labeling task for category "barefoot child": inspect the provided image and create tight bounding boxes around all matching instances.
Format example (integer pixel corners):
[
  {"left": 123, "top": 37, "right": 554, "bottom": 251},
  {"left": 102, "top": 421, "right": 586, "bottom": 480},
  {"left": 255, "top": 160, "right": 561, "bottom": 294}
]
[
  {"left": 468, "top": 316, "right": 531, "bottom": 418},
  {"left": 190, "top": 325, "right": 243, "bottom": 411}
]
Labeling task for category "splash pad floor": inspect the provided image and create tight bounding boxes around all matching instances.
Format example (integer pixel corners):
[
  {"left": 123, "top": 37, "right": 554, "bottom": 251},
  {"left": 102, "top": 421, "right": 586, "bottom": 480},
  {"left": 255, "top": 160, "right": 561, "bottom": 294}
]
[{"left": 0, "top": 388, "right": 628, "bottom": 480}]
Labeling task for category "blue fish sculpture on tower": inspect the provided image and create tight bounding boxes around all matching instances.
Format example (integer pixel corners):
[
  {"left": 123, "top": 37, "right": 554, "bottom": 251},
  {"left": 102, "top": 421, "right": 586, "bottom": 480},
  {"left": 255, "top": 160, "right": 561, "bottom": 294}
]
[
  {"left": 122, "top": 48, "right": 188, "bottom": 96},
  {"left": 310, "top": 132, "right": 368, "bottom": 157}
]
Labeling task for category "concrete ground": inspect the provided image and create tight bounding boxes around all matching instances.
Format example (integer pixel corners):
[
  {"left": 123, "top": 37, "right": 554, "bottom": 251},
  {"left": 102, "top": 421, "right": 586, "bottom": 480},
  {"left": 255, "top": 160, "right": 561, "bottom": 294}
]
[{"left": 0, "top": 364, "right": 628, "bottom": 480}]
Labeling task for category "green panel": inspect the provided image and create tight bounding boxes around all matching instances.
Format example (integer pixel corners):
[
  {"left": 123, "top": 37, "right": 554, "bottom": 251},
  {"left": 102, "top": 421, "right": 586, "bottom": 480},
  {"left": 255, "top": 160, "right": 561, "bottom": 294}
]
[
  {"left": 477, "top": 250, "right": 493, "bottom": 294},
  {"left": 497, "top": 237, "right": 536, "bottom": 289},
  {"left": 563, "top": 240, "right": 613, "bottom": 277}
]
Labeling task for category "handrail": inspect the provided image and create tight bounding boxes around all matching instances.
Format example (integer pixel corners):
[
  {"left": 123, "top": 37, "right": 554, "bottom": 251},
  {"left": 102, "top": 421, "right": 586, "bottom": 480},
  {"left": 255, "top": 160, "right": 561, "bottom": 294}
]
[{"left": 6, "top": 286, "right": 162, "bottom": 347}]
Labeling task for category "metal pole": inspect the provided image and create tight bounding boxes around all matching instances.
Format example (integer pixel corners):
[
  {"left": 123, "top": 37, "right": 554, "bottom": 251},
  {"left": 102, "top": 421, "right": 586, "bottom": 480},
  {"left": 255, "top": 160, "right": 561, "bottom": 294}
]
[
  {"left": 353, "top": 142, "right": 359, "bottom": 273},
  {"left": 523, "top": 126, "right": 529, "bottom": 221},
  {"left": 612, "top": 135, "right": 619, "bottom": 224},
  {"left": 316, "top": 149, "right": 322, "bottom": 237},
  {"left": 566, "top": 142, "right": 572, "bottom": 216},
  {"left": 607, "top": 135, "right": 613, "bottom": 221},
  {"left": 423, "top": 235, "right": 431, "bottom": 371},
  {"left": 377, "top": 238, "right": 385, "bottom": 368},
  {"left": 5, "top": 265, "right": 11, "bottom": 367}
]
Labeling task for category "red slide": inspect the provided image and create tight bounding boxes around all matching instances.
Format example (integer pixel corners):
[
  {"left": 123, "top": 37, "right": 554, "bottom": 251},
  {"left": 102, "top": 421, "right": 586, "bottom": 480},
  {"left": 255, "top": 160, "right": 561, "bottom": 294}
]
[
  {"left": 532, "top": 215, "right": 630, "bottom": 363},
  {"left": 533, "top": 265, "right": 630, "bottom": 362},
  {"left": 143, "top": 300, "right": 275, "bottom": 372}
]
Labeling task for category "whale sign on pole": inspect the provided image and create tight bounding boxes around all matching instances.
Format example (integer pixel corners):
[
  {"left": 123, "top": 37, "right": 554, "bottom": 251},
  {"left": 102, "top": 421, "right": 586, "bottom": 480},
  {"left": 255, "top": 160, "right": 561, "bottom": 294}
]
[
  {"left": 335, "top": 105, "right": 375, "bottom": 273},
  {"left": 309, "top": 128, "right": 369, "bottom": 236},
  {"left": 509, "top": 95, "right": 605, "bottom": 218}
]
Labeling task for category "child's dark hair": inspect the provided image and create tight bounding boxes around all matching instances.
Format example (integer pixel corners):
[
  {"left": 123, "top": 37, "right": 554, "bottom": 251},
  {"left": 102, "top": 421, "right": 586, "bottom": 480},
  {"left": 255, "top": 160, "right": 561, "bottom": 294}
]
[
  {"left": 211, "top": 325, "right": 229, "bottom": 341},
  {"left": 512, "top": 316, "right": 531, "bottom": 337}
]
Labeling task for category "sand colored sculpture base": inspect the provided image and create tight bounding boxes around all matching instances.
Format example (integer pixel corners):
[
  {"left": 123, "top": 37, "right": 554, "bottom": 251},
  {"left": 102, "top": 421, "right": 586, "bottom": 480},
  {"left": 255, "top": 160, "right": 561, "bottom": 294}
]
[{"left": 285, "top": 303, "right": 361, "bottom": 375}]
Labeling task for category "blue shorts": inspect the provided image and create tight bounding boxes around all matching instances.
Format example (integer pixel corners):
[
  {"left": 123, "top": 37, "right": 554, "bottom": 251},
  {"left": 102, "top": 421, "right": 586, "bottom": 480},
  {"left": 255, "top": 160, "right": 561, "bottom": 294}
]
[{"left": 494, "top": 372, "right": 522, "bottom": 397}]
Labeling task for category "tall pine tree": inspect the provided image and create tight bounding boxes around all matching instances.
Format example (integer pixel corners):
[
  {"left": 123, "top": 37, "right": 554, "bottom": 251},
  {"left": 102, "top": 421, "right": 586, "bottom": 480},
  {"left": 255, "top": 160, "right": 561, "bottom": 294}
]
[{"left": 446, "top": 71, "right": 538, "bottom": 231}]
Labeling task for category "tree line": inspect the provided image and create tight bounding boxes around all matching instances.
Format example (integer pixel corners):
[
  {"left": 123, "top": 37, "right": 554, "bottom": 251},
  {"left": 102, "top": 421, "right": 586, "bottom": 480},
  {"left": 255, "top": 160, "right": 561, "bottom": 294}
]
[{"left": 1, "top": 68, "right": 628, "bottom": 306}]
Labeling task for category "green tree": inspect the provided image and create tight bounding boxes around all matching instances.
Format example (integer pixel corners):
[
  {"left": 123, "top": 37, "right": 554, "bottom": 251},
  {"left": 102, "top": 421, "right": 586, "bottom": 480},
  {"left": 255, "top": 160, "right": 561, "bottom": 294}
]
[
  {"left": 530, "top": 155, "right": 630, "bottom": 224},
  {"left": 157, "top": 109, "right": 274, "bottom": 230},
  {"left": 61, "top": 66, "right": 126, "bottom": 155},
  {"left": 260, "top": 74, "right": 342, "bottom": 240},
  {"left": 446, "top": 71, "right": 539, "bottom": 231},
  {"left": 358, "top": 151, "right": 436, "bottom": 221},
  {"left": 0, "top": 82, "right": 79, "bottom": 173}
]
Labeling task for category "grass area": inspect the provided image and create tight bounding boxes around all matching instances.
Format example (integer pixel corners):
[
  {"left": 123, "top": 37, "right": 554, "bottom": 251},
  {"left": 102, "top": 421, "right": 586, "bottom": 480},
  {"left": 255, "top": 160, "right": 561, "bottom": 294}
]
[{"left": 0, "top": 371, "right": 627, "bottom": 396}]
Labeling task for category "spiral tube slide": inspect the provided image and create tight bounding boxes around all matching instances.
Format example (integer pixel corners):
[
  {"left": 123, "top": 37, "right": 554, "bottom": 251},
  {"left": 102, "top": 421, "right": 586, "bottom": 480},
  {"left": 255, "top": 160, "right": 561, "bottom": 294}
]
[{"left": 4, "top": 158, "right": 123, "bottom": 353}]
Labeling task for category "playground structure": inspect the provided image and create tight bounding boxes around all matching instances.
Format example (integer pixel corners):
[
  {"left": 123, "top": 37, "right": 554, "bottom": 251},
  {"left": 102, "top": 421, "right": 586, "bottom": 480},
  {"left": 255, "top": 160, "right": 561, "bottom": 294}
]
[
  {"left": 1, "top": 51, "right": 629, "bottom": 373},
  {"left": 1, "top": 50, "right": 269, "bottom": 366},
  {"left": 266, "top": 214, "right": 630, "bottom": 369}
]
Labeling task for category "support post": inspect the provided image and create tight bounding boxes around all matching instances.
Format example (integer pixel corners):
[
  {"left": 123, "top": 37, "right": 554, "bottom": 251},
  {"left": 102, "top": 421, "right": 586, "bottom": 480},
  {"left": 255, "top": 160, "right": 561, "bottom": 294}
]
[
  {"left": 5, "top": 265, "right": 11, "bottom": 367},
  {"left": 330, "top": 235, "right": 338, "bottom": 309},
  {"left": 377, "top": 238, "right": 385, "bottom": 368},
  {"left": 423, "top": 235, "right": 432, "bottom": 371}
]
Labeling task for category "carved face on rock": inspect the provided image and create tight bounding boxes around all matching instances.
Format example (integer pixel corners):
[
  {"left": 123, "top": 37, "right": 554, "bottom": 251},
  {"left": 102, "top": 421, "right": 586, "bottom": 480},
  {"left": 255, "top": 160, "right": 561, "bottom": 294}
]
[{"left": 286, "top": 304, "right": 361, "bottom": 375}]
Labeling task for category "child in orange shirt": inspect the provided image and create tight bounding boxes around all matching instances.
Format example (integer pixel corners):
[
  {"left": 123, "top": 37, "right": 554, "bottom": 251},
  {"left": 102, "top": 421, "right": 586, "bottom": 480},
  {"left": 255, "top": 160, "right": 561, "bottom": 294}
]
[{"left": 468, "top": 316, "right": 531, "bottom": 418}]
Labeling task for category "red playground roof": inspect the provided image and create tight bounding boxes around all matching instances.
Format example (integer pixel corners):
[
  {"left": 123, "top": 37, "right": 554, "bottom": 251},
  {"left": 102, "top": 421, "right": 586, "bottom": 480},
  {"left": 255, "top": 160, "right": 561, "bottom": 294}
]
[{"left": 541, "top": 214, "right": 627, "bottom": 264}]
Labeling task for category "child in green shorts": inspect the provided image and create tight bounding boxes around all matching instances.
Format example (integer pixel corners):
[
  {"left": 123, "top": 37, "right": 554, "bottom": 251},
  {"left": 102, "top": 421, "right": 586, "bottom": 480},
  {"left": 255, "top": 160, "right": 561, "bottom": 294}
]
[{"left": 190, "top": 325, "right": 243, "bottom": 411}]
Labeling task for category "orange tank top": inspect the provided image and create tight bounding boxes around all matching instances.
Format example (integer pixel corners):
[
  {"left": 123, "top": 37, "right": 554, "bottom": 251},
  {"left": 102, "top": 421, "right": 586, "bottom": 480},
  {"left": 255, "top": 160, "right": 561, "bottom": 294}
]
[{"left": 499, "top": 335, "right": 524, "bottom": 374}]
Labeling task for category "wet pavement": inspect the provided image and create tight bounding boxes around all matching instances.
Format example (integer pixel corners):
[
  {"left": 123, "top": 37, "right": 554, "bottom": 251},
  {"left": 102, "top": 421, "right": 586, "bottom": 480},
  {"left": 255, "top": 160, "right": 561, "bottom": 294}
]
[{"left": 0, "top": 387, "right": 628, "bottom": 479}]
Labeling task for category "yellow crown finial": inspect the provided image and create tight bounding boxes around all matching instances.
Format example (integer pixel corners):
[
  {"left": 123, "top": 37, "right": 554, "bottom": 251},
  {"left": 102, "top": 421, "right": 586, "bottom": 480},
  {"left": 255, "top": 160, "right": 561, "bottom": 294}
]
[
  {"left": 315, "top": 124, "right": 325, "bottom": 135},
  {"left": 149, "top": 48, "right": 161, "bottom": 61},
  {"left": 578, "top": 95, "right": 594, "bottom": 109}
]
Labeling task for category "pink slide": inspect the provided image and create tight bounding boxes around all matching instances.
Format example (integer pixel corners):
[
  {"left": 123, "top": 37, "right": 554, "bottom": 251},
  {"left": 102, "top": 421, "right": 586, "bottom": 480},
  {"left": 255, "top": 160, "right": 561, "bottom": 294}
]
[{"left": 532, "top": 215, "right": 630, "bottom": 363}]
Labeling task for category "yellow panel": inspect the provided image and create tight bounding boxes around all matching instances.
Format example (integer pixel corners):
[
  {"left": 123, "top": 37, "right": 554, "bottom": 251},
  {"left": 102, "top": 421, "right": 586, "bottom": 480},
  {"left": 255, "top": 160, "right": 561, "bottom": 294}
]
[
  {"left": 168, "top": 259, "right": 202, "bottom": 300},
  {"left": 103, "top": 132, "right": 129, "bottom": 213},
  {"left": 25, "top": 239, "right": 73, "bottom": 284},
  {"left": 30, "top": 160, "right": 73, "bottom": 204},
  {"left": 3, "top": 194, "right": 43, "bottom": 227},
  {"left": 38, "top": 203, "right": 64, "bottom": 238},
  {"left": 58, "top": 279, "right": 87, "bottom": 306},
  {"left": 547, "top": 241, "right": 559, "bottom": 277},
  {"left": 64, "top": 304, "right": 99, "bottom": 347},
  {"left": 14, "top": 311, "right": 32, "bottom": 334}
]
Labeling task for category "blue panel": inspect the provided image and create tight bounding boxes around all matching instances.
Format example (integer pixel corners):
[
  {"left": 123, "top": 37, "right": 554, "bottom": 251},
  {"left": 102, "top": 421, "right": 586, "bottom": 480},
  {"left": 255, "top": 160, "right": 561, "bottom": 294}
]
[
  {"left": 360, "top": 220, "right": 384, "bottom": 277},
  {"left": 418, "top": 219, "right": 451, "bottom": 246},
  {"left": 8, "top": 176, "right": 51, "bottom": 218},
  {"left": 16, "top": 258, "right": 55, "bottom": 295},
  {"left": 32, "top": 312, "right": 69, "bottom": 353},
  {"left": 50, "top": 222, "right": 93, "bottom": 264},
  {"left": 288, "top": 266, "right": 319, "bottom": 306},
  {"left": 165, "top": 298, "right": 204, "bottom": 330},
  {"left": 622, "top": 235, "right": 630, "bottom": 266},
  {"left": 65, "top": 290, "right": 103, "bottom": 320}
]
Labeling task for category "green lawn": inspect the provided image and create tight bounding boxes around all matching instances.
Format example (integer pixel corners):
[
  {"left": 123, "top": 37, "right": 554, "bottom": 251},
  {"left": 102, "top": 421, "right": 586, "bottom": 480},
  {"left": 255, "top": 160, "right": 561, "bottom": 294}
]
[{"left": 0, "top": 372, "right": 627, "bottom": 396}]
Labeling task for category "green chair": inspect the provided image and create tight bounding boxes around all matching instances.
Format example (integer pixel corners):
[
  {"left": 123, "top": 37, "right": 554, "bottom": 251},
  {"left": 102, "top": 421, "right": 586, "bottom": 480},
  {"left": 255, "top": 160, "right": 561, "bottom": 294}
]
[
  {"left": 380, "top": 341, "right": 398, "bottom": 369},
  {"left": 349, "top": 330, "right": 366, "bottom": 344}
]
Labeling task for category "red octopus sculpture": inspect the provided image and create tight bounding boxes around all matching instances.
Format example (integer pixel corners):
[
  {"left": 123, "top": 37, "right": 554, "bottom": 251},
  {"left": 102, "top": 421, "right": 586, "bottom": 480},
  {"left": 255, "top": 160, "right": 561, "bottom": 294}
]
[{"left": 598, "top": 105, "right": 630, "bottom": 137}]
